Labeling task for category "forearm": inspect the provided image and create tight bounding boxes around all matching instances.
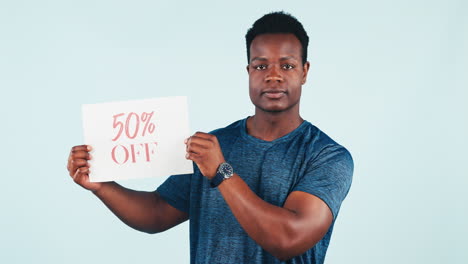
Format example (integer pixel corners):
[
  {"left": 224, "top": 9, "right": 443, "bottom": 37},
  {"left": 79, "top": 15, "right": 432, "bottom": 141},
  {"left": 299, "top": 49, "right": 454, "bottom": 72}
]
[
  {"left": 93, "top": 182, "right": 185, "bottom": 233},
  {"left": 218, "top": 174, "right": 324, "bottom": 260}
]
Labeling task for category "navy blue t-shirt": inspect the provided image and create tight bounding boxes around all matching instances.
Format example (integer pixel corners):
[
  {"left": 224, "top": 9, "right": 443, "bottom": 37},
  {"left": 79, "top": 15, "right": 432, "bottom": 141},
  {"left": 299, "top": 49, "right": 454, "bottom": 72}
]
[{"left": 157, "top": 118, "right": 353, "bottom": 264}]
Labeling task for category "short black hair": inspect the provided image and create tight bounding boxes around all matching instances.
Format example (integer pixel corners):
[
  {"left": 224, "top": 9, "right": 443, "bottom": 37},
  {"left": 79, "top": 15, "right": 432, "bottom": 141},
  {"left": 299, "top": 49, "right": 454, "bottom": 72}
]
[{"left": 245, "top": 11, "right": 309, "bottom": 64}]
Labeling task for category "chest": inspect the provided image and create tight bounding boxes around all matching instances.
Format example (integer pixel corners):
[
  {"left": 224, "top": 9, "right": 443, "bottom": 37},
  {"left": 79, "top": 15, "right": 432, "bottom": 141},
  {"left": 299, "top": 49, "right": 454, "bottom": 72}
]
[{"left": 225, "top": 140, "right": 309, "bottom": 206}]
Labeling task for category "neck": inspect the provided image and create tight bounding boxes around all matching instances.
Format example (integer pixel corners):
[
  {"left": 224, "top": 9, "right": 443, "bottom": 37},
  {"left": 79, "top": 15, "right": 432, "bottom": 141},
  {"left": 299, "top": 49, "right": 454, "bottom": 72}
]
[{"left": 247, "top": 108, "right": 303, "bottom": 141}]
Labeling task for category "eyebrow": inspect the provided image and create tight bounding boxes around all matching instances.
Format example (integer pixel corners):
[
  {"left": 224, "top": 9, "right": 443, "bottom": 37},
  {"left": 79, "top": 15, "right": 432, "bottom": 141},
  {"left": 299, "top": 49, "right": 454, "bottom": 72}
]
[
  {"left": 279, "top": 56, "right": 297, "bottom": 61},
  {"left": 250, "top": 56, "right": 298, "bottom": 63},
  {"left": 250, "top": 57, "right": 268, "bottom": 63}
]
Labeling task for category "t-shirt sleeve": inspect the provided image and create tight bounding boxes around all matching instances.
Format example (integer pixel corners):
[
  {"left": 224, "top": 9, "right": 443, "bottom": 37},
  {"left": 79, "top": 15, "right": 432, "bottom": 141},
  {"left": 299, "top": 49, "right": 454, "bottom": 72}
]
[
  {"left": 293, "top": 145, "right": 354, "bottom": 219},
  {"left": 156, "top": 172, "right": 192, "bottom": 214}
]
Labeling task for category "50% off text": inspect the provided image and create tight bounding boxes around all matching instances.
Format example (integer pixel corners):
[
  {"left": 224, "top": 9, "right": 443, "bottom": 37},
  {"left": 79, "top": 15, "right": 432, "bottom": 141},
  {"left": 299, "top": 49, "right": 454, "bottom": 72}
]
[{"left": 111, "top": 112, "right": 158, "bottom": 165}]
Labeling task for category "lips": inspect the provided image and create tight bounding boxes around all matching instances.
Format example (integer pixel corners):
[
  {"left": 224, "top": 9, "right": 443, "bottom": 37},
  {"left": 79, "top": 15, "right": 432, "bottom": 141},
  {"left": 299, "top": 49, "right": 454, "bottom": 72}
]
[{"left": 262, "top": 89, "right": 287, "bottom": 99}]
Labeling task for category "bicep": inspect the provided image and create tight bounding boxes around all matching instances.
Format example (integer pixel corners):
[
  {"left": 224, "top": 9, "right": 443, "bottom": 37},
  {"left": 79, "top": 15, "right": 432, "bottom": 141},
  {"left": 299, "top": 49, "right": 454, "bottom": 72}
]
[
  {"left": 283, "top": 191, "right": 333, "bottom": 247},
  {"left": 153, "top": 192, "right": 189, "bottom": 232}
]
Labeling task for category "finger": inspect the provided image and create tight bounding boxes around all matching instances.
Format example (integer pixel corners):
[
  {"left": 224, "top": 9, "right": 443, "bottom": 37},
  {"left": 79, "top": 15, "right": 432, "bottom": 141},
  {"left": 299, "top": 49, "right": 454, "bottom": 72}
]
[
  {"left": 71, "top": 145, "right": 92, "bottom": 152},
  {"left": 188, "top": 136, "right": 213, "bottom": 148},
  {"left": 71, "top": 167, "right": 88, "bottom": 180},
  {"left": 186, "top": 149, "right": 201, "bottom": 159},
  {"left": 73, "top": 159, "right": 90, "bottom": 168},
  {"left": 193, "top": 133, "right": 219, "bottom": 146},
  {"left": 186, "top": 141, "right": 209, "bottom": 154},
  {"left": 71, "top": 150, "right": 92, "bottom": 160},
  {"left": 67, "top": 155, "right": 72, "bottom": 170},
  {"left": 69, "top": 146, "right": 92, "bottom": 170},
  {"left": 185, "top": 152, "right": 200, "bottom": 162},
  {"left": 73, "top": 167, "right": 82, "bottom": 179},
  {"left": 192, "top": 132, "right": 215, "bottom": 140},
  {"left": 73, "top": 166, "right": 89, "bottom": 180},
  {"left": 69, "top": 159, "right": 90, "bottom": 176}
]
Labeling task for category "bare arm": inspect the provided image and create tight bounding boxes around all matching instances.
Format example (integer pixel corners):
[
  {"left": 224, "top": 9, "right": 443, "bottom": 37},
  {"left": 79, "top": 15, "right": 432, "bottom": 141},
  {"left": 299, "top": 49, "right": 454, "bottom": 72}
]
[
  {"left": 185, "top": 133, "right": 332, "bottom": 261},
  {"left": 92, "top": 182, "right": 188, "bottom": 233},
  {"left": 67, "top": 145, "right": 188, "bottom": 234},
  {"left": 218, "top": 175, "right": 332, "bottom": 260}
]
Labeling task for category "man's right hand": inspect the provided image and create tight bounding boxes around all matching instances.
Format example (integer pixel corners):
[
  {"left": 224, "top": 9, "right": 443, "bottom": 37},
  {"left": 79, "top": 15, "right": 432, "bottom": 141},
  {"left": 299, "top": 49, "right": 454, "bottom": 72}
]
[
  {"left": 66, "top": 144, "right": 188, "bottom": 233},
  {"left": 67, "top": 145, "right": 103, "bottom": 193}
]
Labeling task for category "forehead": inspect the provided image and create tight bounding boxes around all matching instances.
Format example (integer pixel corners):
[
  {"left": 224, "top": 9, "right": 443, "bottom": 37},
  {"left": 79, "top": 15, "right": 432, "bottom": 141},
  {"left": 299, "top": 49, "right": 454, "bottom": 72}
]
[{"left": 249, "top": 33, "right": 302, "bottom": 60}]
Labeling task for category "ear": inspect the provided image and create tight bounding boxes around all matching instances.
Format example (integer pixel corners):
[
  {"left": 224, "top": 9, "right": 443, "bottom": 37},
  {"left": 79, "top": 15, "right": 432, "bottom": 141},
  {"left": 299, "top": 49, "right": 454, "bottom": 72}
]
[
  {"left": 301, "top": 61, "right": 310, "bottom": 84},
  {"left": 246, "top": 64, "right": 250, "bottom": 74}
]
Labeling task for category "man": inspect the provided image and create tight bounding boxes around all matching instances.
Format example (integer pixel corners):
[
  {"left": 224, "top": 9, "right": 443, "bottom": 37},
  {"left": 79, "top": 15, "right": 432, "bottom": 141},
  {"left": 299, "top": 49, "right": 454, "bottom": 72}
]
[{"left": 67, "top": 11, "right": 353, "bottom": 264}]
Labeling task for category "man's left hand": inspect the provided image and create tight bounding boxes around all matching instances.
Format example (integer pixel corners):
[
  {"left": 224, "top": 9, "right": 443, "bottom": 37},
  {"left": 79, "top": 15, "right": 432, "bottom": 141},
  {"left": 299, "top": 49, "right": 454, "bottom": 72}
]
[{"left": 185, "top": 132, "right": 225, "bottom": 179}]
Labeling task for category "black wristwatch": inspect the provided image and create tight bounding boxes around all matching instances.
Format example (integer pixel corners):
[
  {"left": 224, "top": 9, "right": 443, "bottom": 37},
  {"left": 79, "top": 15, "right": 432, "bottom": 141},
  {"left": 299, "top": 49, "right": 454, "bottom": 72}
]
[{"left": 210, "top": 162, "right": 234, "bottom": 188}]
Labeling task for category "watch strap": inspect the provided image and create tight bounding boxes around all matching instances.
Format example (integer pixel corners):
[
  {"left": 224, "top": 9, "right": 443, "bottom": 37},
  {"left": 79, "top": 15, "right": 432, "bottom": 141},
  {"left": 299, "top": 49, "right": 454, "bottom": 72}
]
[{"left": 210, "top": 171, "right": 225, "bottom": 188}]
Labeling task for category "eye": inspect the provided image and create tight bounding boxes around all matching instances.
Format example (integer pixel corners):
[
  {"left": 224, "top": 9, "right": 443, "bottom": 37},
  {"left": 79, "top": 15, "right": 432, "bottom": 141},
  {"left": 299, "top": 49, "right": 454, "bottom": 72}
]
[
  {"left": 282, "top": 64, "right": 294, "bottom": 70},
  {"left": 254, "top": 64, "right": 267, "bottom": 70}
]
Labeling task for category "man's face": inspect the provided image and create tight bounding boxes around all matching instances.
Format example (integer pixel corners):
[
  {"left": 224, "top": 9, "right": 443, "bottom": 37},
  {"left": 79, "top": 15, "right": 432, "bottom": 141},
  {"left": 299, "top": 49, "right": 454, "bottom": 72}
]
[{"left": 247, "top": 33, "right": 309, "bottom": 114}]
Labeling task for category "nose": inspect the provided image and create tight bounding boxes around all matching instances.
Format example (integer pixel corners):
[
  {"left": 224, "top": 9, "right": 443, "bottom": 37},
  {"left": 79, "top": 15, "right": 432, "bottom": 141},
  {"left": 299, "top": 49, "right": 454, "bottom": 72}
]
[{"left": 265, "top": 65, "right": 283, "bottom": 83}]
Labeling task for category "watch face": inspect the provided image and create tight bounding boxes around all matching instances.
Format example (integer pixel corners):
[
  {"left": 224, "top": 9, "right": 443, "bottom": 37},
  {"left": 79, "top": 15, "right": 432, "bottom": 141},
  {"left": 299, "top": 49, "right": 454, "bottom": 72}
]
[{"left": 220, "top": 163, "right": 233, "bottom": 178}]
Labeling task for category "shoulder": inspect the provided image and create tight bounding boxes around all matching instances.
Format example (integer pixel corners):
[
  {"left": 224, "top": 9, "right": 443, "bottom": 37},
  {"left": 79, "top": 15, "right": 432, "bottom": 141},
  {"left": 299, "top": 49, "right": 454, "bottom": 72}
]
[
  {"left": 300, "top": 121, "right": 353, "bottom": 168},
  {"left": 209, "top": 119, "right": 244, "bottom": 135},
  {"left": 295, "top": 123, "right": 354, "bottom": 217},
  {"left": 208, "top": 119, "right": 245, "bottom": 142}
]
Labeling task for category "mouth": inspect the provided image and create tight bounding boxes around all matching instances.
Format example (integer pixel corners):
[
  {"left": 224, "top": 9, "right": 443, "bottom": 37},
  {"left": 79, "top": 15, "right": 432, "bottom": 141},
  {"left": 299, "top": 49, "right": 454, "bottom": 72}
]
[{"left": 262, "top": 90, "right": 287, "bottom": 99}]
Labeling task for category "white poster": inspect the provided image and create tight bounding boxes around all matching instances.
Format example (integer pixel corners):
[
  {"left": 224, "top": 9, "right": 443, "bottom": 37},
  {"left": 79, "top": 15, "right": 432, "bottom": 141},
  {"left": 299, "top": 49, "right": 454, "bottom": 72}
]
[{"left": 82, "top": 96, "right": 193, "bottom": 182}]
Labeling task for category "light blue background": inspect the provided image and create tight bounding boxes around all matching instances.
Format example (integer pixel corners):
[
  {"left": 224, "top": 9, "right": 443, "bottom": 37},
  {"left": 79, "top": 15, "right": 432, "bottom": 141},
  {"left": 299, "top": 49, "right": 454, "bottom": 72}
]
[{"left": 1, "top": 0, "right": 467, "bottom": 263}]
